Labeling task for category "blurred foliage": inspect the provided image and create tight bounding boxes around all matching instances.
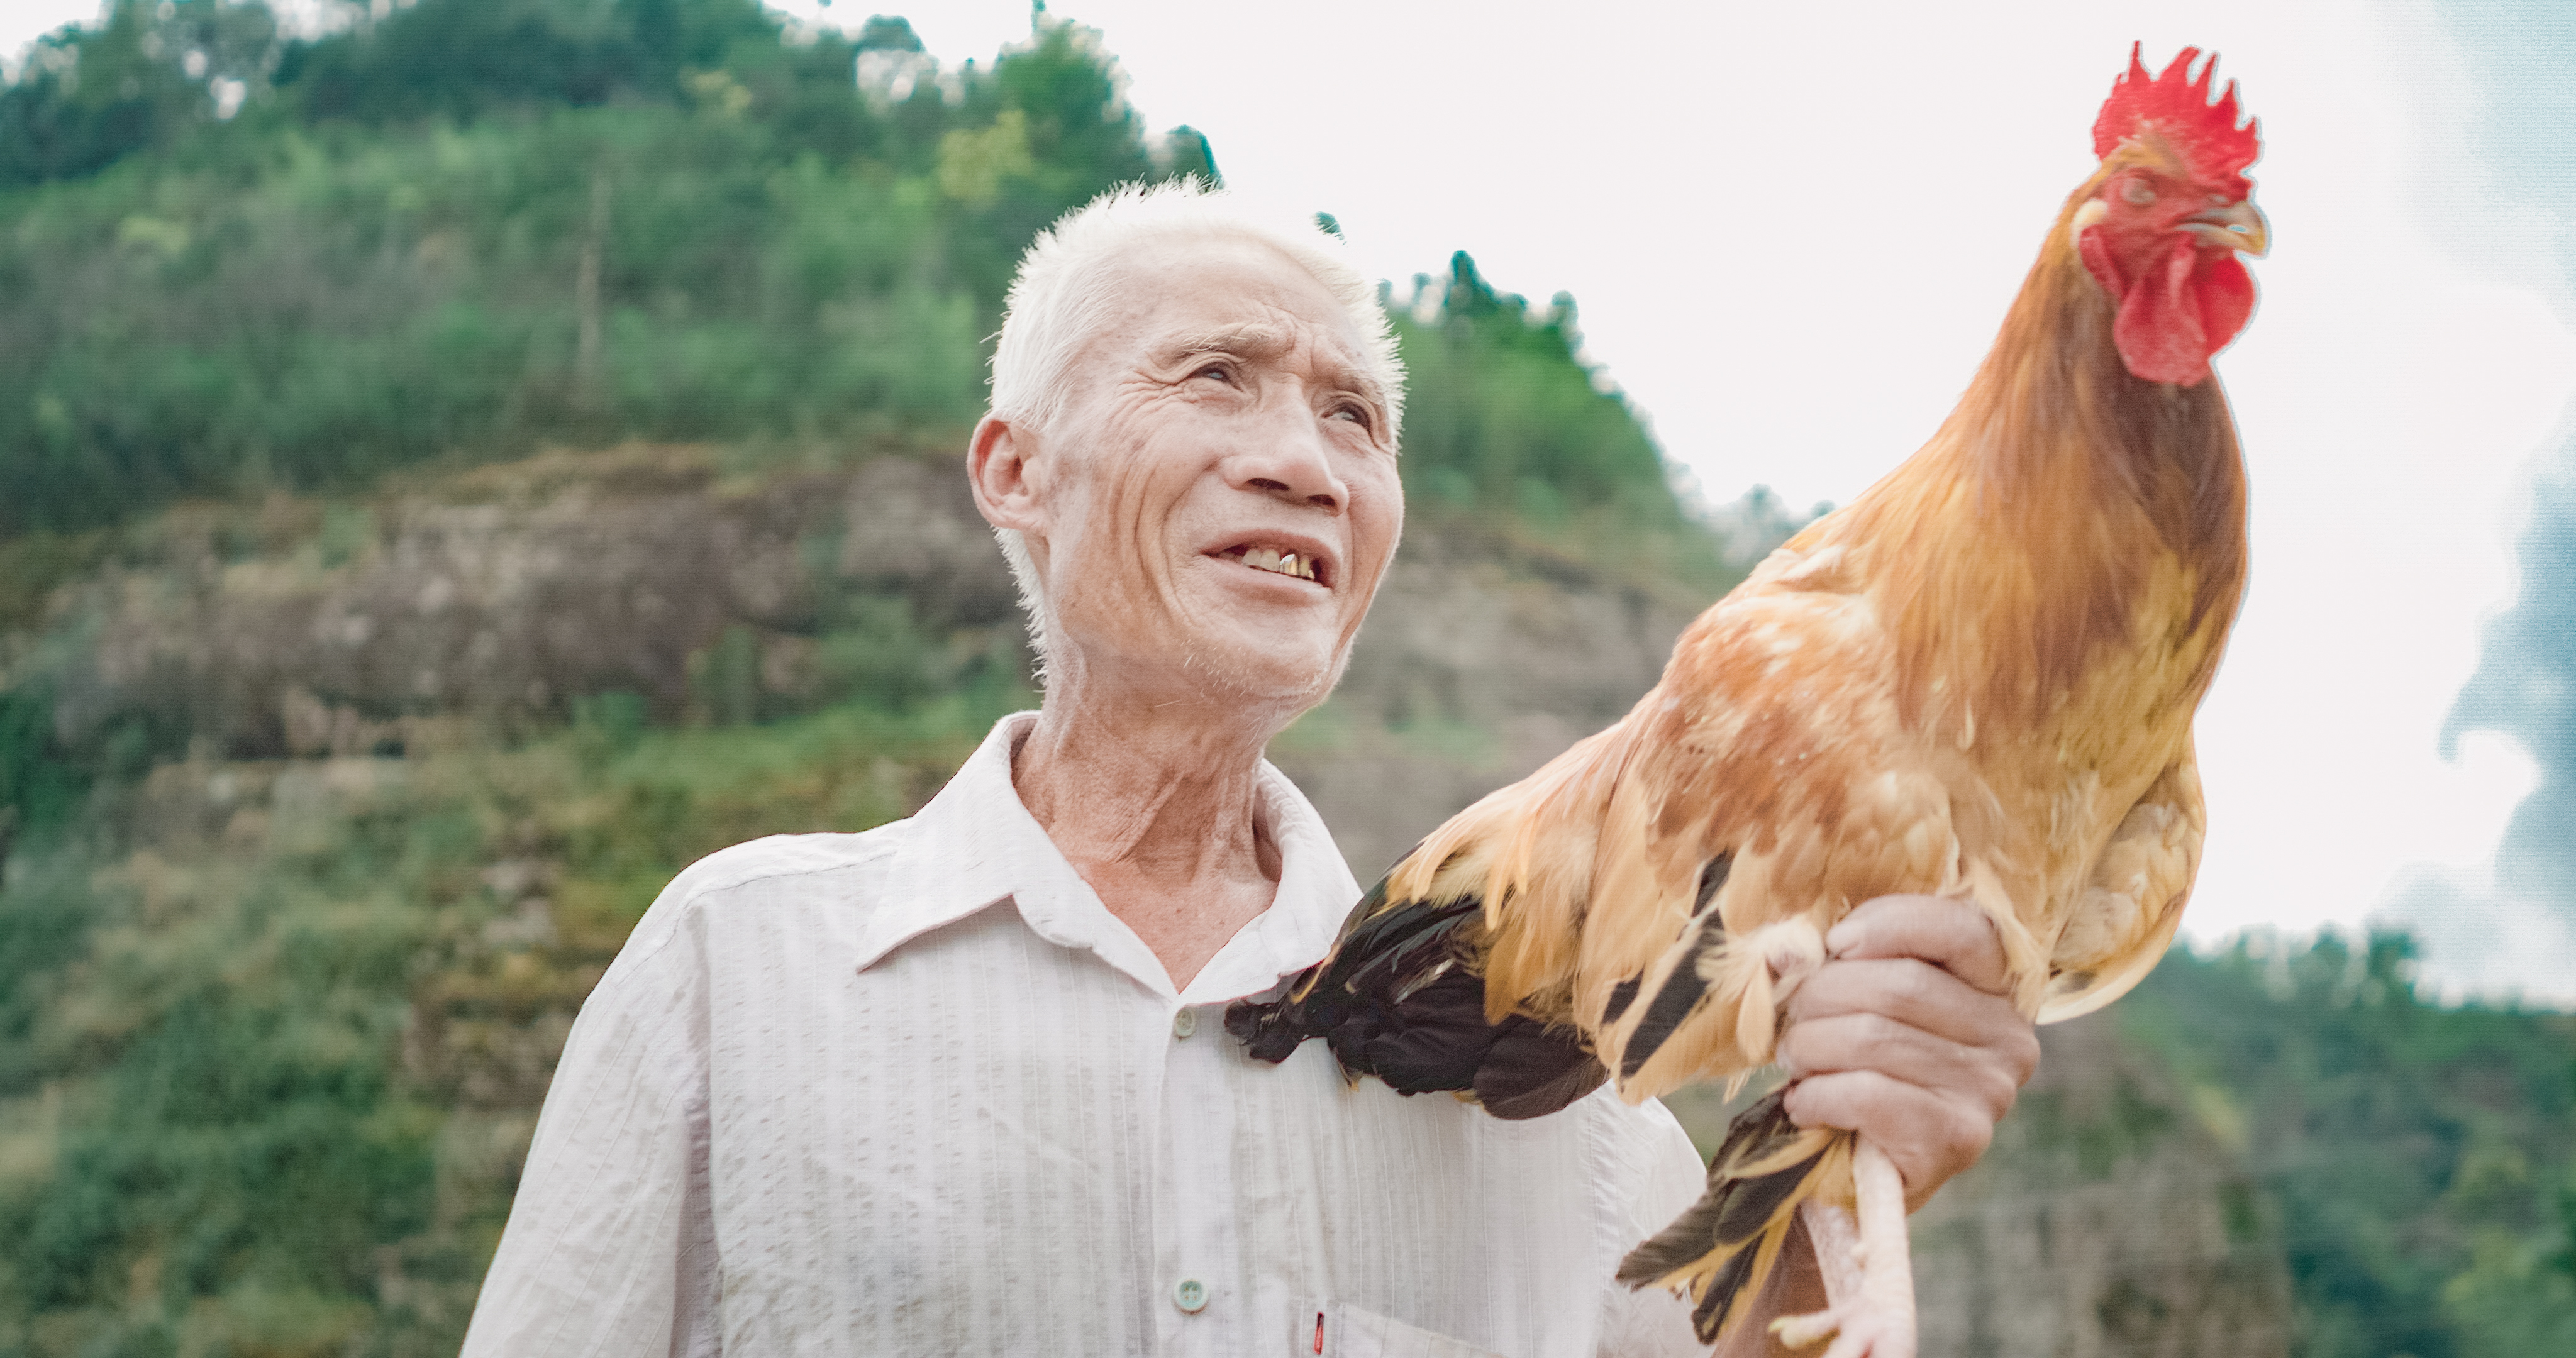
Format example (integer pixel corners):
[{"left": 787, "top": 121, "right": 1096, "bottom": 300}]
[
  {"left": 0, "top": 0, "right": 1213, "bottom": 536},
  {"left": 2121, "top": 932, "right": 2576, "bottom": 1358},
  {"left": 1395, "top": 253, "right": 1671, "bottom": 521},
  {"left": 0, "top": 0, "right": 279, "bottom": 187},
  {"left": 273, "top": 0, "right": 782, "bottom": 124},
  {"left": 1389, "top": 252, "right": 1732, "bottom": 597}
]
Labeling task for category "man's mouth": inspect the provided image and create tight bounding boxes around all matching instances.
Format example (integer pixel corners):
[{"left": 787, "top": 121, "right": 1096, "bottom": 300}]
[{"left": 1217, "top": 543, "right": 1326, "bottom": 586}]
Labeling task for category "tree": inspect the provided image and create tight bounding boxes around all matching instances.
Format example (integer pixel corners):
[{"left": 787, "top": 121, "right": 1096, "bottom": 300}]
[
  {"left": 274, "top": 0, "right": 778, "bottom": 123},
  {"left": 0, "top": 0, "right": 278, "bottom": 187}
]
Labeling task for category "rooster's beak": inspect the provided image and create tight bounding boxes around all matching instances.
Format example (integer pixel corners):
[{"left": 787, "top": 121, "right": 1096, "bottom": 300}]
[{"left": 2181, "top": 199, "right": 2268, "bottom": 257}]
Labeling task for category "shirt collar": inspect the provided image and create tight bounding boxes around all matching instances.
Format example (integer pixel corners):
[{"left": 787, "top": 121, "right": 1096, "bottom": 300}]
[{"left": 855, "top": 712, "right": 1358, "bottom": 1004}]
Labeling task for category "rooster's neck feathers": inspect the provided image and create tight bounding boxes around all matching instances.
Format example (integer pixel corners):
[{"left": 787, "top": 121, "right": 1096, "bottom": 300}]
[{"left": 1833, "top": 177, "right": 2250, "bottom": 733}]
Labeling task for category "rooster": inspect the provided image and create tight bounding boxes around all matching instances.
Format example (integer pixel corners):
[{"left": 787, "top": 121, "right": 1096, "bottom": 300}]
[{"left": 1229, "top": 45, "right": 2265, "bottom": 1357}]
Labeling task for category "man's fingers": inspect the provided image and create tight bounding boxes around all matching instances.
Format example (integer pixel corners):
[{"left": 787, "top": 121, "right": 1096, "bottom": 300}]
[
  {"left": 1782, "top": 1069, "right": 1994, "bottom": 1212},
  {"left": 1777, "top": 895, "right": 2040, "bottom": 1217},
  {"left": 1824, "top": 895, "right": 2012, "bottom": 996},
  {"left": 1787, "top": 957, "right": 2037, "bottom": 1070},
  {"left": 1777, "top": 1012, "right": 2021, "bottom": 1122}
]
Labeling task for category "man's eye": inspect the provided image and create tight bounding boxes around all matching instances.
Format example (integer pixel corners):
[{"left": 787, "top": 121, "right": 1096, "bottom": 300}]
[
  {"left": 1194, "top": 363, "right": 1233, "bottom": 384},
  {"left": 1328, "top": 405, "right": 1369, "bottom": 426}
]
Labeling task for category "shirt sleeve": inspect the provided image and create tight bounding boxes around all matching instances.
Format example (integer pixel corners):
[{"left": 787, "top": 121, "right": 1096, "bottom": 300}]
[
  {"left": 1592, "top": 1101, "right": 1713, "bottom": 1358},
  {"left": 459, "top": 901, "right": 720, "bottom": 1358}
]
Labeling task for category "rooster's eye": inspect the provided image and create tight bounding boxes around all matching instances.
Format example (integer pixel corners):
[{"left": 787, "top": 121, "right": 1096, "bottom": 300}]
[{"left": 2122, "top": 179, "right": 2158, "bottom": 206}]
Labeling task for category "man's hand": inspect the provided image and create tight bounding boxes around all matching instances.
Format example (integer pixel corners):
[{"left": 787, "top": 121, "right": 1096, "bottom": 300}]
[{"left": 1775, "top": 895, "right": 2040, "bottom": 1211}]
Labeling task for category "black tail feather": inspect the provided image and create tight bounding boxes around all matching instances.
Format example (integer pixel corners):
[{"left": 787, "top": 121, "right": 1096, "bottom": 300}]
[
  {"left": 1472, "top": 1019, "right": 1608, "bottom": 1119},
  {"left": 1224, "top": 876, "right": 1606, "bottom": 1119},
  {"left": 1687, "top": 1247, "right": 1763, "bottom": 1345},
  {"left": 1614, "top": 854, "right": 1734, "bottom": 1081},
  {"left": 1615, "top": 1088, "right": 1801, "bottom": 1285},
  {"left": 1616, "top": 907, "right": 1727, "bottom": 1081},
  {"left": 1343, "top": 966, "right": 1487, "bottom": 1090},
  {"left": 1618, "top": 1087, "right": 1841, "bottom": 1344}
]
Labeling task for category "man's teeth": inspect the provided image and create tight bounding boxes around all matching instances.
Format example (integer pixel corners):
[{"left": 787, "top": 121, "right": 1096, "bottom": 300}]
[{"left": 1237, "top": 546, "right": 1318, "bottom": 582}]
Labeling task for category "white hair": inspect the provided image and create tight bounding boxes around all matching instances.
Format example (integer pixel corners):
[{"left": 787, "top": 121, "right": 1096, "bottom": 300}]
[{"left": 984, "top": 179, "right": 1406, "bottom": 666}]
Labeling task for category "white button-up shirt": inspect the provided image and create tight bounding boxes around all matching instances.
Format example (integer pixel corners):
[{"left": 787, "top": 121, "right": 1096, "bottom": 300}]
[{"left": 462, "top": 714, "right": 1707, "bottom": 1357}]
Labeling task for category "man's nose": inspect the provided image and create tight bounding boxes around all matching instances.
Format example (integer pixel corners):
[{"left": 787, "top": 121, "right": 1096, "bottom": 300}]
[{"left": 1226, "top": 403, "right": 1347, "bottom": 513}]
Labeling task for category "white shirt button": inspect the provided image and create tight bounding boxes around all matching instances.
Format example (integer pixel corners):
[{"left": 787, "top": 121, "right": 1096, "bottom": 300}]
[
  {"left": 1172, "top": 1007, "right": 1198, "bottom": 1039},
  {"left": 1172, "top": 1278, "right": 1209, "bottom": 1313}
]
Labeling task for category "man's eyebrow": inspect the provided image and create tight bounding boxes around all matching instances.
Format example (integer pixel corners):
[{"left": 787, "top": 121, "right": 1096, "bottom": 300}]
[
  {"left": 1327, "top": 362, "right": 1393, "bottom": 416},
  {"left": 1156, "top": 324, "right": 1293, "bottom": 360},
  {"left": 1155, "top": 324, "right": 1390, "bottom": 411}
]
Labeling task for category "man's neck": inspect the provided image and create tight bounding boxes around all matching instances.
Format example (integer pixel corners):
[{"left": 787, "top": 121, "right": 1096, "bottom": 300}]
[{"left": 1011, "top": 675, "right": 1291, "bottom": 991}]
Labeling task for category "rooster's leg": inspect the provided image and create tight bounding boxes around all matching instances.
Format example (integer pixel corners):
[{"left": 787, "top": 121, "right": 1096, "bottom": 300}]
[{"left": 1767, "top": 1138, "right": 1916, "bottom": 1358}]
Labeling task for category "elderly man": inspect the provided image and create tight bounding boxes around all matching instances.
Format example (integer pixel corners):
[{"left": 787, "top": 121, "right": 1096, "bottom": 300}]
[{"left": 462, "top": 183, "right": 2038, "bottom": 1357}]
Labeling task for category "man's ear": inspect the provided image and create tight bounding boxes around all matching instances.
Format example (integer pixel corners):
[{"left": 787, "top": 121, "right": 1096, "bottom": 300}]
[{"left": 967, "top": 415, "right": 1046, "bottom": 534}]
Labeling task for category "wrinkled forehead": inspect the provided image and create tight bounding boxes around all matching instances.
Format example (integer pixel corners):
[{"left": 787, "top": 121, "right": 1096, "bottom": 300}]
[{"left": 1069, "top": 235, "right": 1385, "bottom": 402}]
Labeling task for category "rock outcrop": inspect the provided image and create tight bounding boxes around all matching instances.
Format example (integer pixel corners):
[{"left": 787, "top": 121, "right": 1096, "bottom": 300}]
[{"left": 22, "top": 446, "right": 1023, "bottom": 759}]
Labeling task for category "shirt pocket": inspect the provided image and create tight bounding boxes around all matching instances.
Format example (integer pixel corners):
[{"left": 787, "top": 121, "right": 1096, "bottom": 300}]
[{"left": 1291, "top": 1298, "right": 1511, "bottom": 1358}]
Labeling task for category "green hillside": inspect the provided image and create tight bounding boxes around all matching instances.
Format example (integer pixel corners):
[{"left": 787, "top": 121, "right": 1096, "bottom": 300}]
[
  {"left": 2119, "top": 936, "right": 2576, "bottom": 1357},
  {"left": 0, "top": 4, "right": 2568, "bottom": 1356}
]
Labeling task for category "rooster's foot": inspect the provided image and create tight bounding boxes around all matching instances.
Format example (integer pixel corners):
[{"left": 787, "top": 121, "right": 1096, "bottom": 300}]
[
  {"left": 1770, "top": 1140, "right": 1916, "bottom": 1358},
  {"left": 1770, "top": 1301, "right": 1911, "bottom": 1358}
]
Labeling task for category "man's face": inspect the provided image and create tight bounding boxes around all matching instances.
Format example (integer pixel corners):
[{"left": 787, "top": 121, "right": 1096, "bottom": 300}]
[{"left": 1023, "top": 237, "right": 1402, "bottom": 706}]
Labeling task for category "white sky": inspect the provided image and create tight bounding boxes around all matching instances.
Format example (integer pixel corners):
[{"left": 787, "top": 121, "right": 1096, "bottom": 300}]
[{"left": 9, "top": 0, "right": 2575, "bottom": 1000}]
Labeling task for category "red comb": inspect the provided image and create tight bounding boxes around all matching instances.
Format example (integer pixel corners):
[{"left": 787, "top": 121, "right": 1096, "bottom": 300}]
[{"left": 2093, "top": 43, "right": 2260, "bottom": 198}]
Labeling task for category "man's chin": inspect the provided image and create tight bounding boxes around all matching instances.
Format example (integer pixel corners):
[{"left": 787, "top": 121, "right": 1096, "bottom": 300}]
[{"left": 1179, "top": 636, "right": 1346, "bottom": 707}]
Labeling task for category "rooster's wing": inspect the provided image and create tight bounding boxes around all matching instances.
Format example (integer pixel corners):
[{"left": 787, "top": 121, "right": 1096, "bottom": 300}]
[{"left": 2036, "top": 748, "right": 2204, "bottom": 1022}]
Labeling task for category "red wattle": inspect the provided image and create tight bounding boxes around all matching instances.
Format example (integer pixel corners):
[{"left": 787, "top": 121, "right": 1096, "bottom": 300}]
[
  {"left": 2197, "top": 253, "right": 2256, "bottom": 360},
  {"left": 2113, "top": 237, "right": 2212, "bottom": 386}
]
